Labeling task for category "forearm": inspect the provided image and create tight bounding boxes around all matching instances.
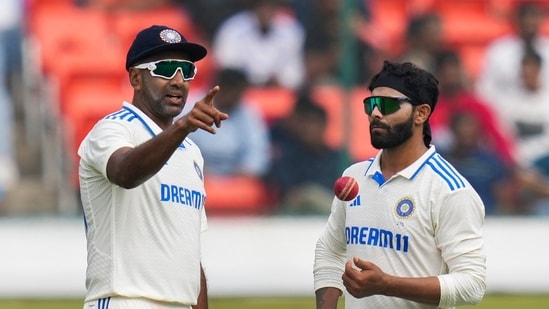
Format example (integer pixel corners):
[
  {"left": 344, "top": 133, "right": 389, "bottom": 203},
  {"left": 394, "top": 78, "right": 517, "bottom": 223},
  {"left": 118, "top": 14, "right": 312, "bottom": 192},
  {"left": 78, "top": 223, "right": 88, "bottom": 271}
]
[
  {"left": 315, "top": 287, "right": 341, "bottom": 309},
  {"left": 107, "top": 122, "right": 190, "bottom": 188},
  {"left": 384, "top": 275, "right": 440, "bottom": 306},
  {"left": 192, "top": 265, "right": 208, "bottom": 309}
]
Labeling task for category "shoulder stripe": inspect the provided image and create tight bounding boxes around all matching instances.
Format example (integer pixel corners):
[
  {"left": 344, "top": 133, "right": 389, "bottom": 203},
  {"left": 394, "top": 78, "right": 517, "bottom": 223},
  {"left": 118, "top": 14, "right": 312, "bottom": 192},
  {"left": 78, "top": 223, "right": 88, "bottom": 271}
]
[
  {"left": 363, "top": 157, "right": 375, "bottom": 176},
  {"left": 426, "top": 154, "right": 466, "bottom": 190},
  {"left": 105, "top": 109, "right": 137, "bottom": 122}
]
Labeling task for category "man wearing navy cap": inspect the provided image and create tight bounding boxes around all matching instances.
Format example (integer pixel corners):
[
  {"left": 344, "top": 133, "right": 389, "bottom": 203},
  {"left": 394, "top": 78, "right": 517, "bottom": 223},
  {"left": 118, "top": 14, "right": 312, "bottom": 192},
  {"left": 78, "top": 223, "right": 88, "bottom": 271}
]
[{"left": 78, "top": 25, "right": 228, "bottom": 309}]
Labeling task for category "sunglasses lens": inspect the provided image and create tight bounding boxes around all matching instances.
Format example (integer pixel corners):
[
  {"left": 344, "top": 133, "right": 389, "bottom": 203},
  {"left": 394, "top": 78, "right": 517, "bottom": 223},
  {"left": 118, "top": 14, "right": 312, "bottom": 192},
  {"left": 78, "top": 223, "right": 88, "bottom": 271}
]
[
  {"left": 363, "top": 97, "right": 401, "bottom": 115},
  {"left": 153, "top": 61, "right": 196, "bottom": 80}
]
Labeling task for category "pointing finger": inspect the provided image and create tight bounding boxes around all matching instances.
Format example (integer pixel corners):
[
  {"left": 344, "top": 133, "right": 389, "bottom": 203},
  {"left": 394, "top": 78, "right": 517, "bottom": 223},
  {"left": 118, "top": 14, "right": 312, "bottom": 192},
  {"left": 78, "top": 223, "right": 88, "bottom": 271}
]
[{"left": 204, "top": 85, "right": 220, "bottom": 106}]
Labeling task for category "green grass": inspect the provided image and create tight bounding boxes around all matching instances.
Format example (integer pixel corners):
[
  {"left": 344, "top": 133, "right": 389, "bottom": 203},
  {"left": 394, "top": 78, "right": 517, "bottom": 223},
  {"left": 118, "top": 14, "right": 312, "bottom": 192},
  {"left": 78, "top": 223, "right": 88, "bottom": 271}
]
[{"left": 1, "top": 294, "right": 548, "bottom": 308}]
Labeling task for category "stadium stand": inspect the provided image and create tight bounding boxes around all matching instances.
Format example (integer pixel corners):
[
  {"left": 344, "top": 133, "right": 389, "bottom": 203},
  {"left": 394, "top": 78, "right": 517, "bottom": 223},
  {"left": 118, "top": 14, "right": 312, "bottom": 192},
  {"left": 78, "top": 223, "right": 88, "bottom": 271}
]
[
  {"left": 310, "top": 84, "right": 346, "bottom": 149},
  {"left": 243, "top": 86, "right": 297, "bottom": 126},
  {"left": 20, "top": 0, "right": 549, "bottom": 214},
  {"left": 203, "top": 176, "right": 273, "bottom": 216}
]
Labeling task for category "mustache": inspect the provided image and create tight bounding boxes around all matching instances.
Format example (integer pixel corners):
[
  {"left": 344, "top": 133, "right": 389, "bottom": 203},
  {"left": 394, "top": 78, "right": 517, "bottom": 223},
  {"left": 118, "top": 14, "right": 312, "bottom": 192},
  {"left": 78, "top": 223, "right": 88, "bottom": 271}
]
[{"left": 369, "top": 119, "right": 390, "bottom": 130}]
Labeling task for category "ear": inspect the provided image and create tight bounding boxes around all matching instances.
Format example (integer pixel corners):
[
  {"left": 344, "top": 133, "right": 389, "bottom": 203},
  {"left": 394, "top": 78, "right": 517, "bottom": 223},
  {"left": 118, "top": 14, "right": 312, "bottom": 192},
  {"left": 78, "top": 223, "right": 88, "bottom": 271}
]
[
  {"left": 129, "top": 68, "right": 143, "bottom": 90},
  {"left": 415, "top": 104, "right": 432, "bottom": 125}
]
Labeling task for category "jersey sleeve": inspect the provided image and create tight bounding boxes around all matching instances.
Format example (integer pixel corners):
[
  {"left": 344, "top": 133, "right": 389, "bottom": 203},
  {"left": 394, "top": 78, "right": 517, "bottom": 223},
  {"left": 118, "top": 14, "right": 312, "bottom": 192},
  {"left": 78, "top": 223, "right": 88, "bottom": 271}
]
[
  {"left": 434, "top": 188, "right": 487, "bottom": 307},
  {"left": 313, "top": 197, "right": 348, "bottom": 292},
  {"left": 78, "top": 120, "right": 135, "bottom": 180}
]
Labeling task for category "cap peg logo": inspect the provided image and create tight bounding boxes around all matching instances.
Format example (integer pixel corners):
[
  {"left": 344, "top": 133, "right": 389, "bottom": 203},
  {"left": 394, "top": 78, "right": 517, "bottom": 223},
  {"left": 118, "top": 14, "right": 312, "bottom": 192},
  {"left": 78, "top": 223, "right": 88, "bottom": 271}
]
[{"left": 159, "top": 29, "right": 182, "bottom": 43}]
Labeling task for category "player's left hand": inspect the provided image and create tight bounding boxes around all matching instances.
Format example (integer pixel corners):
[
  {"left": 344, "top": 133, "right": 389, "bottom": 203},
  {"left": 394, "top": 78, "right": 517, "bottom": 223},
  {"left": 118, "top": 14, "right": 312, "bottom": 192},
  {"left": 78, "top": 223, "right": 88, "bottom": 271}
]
[{"left": 342, "top": 256, "right": 390, "bottom": 299}]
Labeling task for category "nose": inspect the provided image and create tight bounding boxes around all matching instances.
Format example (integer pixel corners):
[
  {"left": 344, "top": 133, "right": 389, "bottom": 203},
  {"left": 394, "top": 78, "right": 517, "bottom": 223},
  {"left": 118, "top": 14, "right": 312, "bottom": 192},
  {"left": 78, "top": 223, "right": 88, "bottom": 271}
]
[
  {"left": 369, "top": 105, "right": 383, "bottom": 119},
  {"left": 169, "top": 69, "right": 189, "bottom": 86}
]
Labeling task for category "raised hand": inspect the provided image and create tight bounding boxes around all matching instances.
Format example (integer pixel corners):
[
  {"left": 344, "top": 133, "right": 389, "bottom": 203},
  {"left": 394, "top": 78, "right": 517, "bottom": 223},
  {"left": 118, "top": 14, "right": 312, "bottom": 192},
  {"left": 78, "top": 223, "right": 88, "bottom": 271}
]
[{"left": 178, "top": 86, "right": 229, "bottom": 134}]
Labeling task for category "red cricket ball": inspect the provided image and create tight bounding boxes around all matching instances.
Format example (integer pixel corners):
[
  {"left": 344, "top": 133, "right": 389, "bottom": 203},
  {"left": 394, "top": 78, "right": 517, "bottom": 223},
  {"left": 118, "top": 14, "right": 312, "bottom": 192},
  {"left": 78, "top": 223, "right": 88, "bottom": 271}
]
[{"left": 333, "top": 176, "right": 359, "bottom": 201}]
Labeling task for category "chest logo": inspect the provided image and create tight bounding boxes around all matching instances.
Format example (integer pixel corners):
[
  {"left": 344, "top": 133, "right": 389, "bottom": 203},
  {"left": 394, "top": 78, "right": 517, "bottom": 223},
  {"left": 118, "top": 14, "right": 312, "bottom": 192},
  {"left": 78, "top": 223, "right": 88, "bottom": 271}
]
[{"left": 395, "top": 197, "right": 415, "bottom": 219}]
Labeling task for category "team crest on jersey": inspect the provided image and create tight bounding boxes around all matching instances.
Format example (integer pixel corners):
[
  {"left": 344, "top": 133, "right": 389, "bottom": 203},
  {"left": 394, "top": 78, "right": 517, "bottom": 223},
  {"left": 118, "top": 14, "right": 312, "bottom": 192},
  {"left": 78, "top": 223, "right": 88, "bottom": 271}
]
[
  {"left": 395, "top": 197, "right": 415, "bottom": 219},
  {"left": 193, "top": 161, "right": 203, "bottom": 181},
  {"left": 159, "top": 29, "right": 182, "bottom": 43}
]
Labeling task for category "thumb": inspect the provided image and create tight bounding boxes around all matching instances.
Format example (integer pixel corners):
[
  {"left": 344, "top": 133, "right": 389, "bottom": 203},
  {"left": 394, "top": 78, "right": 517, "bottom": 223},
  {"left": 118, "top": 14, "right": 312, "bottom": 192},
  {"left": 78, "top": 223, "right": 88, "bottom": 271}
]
[{"left": 353, "top": 256, "right": 371, "bottom": 270}]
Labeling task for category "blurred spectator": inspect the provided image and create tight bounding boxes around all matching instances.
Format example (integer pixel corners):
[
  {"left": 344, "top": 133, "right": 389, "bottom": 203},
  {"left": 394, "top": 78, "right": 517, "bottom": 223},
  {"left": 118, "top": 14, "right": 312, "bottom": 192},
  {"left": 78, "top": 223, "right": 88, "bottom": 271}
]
[
  {"left": 82, "top": 0, "right": 173, "bottom": 10},
  {"left": 294, "top": 0, "right": 378, "bottom": 87},
  {"left": 497, "top": 46, "right": 549, "bottom": 168},
  {"left": 476, "top": 1, "right": 549, "bottom": 105},
  {"left": 211, "top": 0, "right": 305, "bottom": 89},
  {"left": 179, "top": 0, "right": 245, "bottom": 42},
  {"left": 190, "top": 68, "right": 271, "bottom": 178},
  {"left": 267, "top": 94, "right": 351, "bottom": 215},
  {"left": 0, "top": 0, "right": 22, "bottom": 78},
  {"left": 439, "top": 113, "right": 516, "bottom": 215},
  {"left": 298, "top": 0, "right": 341, "bottom": 87},
  {"left": 398, "top": 12, "right": 443, "bottom": 73},
  {"left": 0, "top": 0, "right": 22, "bottom": 209},
  {"left": 430, "top": 50, "right": 517, "bottom": 165},
  {"left": 0, "top": 46, "right": 16, "bottom": 211}
]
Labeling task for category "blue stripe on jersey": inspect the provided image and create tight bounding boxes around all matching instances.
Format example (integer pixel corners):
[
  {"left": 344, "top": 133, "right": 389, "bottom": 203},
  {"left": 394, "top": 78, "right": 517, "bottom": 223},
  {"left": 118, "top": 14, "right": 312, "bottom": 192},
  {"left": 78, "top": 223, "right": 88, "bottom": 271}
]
[
  {"left": 426, "top": 154, "right": 466, "bottom": 190},
  {"left": 363, "top": 158, "right": 375, "bottom": 176},
  {"left": 105, "top": 109, "right": 137, "bottom": 122},
  {"left": 97, "top": 297, "right": 111, "bottom": 309},
  {"left": 121, "top": 106, "right": 188, "bottom": 149},
  {"left": 122, "top": 106, "right": 156, "bottom": 137}
]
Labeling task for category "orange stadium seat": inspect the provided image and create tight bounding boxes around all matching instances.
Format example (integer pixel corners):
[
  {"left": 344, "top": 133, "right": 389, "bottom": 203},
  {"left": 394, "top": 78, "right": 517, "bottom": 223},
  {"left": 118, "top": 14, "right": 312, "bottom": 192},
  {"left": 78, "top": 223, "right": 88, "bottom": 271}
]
[
  {"left": 366, "top": 0, "right": 410, "bottom": 55},
  {"left": 348, "top": 87, "right": 377, "bottom": 161},
  {"left": 50, "top": 47, "right": 127, "bottom": 115},
  {"left": 243, "top": 86, "right": 296, "bottom": 125},
  {"left": 62, "top": 80, "right": 131, "bottom": 187},
  {"left": 203, "top": 176, "right": 272, "bottom": 216},
  {"left": 458, "top": 44, "right": 487, "bottom": 82},
  {"left": 434, "top": 1, "right": 510, "bottom": 47},
  {"left": 310, "top": 84, "right": 347, "bottom": 149},
  {"left": 27, "top": 4, "right": 116, "bottom": 75}
]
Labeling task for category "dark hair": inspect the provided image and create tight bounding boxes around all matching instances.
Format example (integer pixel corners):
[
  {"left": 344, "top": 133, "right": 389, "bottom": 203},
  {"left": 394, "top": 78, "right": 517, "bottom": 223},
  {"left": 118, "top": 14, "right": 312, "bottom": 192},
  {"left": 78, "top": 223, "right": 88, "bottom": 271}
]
[
  {"left": 405, "top": 13, "right": 441, "bottom": 40},
  {"left": 516, "top": 1, "right": 542, "bottom": 19},
  {"left": 293, "top": 95, "right": 327, "bottom": 122},
  {"left": 368, "top": 60, "right": 439, "bottom": 147},
  {"left": 434, "top": 49, "right": 461, "bottom": 72},
  {"left": 215, "top": 68, "right": 249, "bottom": 88},
  {"left": 369, "top": 60, "right": 439, "bottom": 109}
]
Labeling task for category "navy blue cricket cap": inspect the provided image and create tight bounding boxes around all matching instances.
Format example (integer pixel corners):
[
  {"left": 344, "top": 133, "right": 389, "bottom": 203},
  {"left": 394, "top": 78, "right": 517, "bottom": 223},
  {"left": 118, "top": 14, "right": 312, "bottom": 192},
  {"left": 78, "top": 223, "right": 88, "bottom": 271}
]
[{"left": 125, "top": 25, "right": 207, "bottom": 71}]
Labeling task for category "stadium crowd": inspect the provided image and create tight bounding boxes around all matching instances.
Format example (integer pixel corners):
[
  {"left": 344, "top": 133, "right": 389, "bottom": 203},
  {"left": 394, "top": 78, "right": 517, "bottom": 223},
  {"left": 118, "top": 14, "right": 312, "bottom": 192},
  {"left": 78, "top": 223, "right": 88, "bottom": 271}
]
[{"left": 1, "top": 0, "right": 549, "bottom": 217}]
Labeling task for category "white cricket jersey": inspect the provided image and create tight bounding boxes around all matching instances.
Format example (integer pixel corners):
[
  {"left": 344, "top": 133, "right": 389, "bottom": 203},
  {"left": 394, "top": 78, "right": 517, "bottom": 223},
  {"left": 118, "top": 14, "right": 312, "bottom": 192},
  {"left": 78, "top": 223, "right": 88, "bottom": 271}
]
[
  {"left": 78, "top": 102, "right": 207, "bottom": 305},
  {"left": 314, "top": 146, "right": 486, "bottom": 309}
]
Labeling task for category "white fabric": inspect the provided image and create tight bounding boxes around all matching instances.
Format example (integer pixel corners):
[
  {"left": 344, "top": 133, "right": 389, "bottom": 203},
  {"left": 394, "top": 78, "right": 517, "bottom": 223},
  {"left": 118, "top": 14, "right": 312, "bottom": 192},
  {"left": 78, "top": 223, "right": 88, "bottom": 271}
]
[
  {"left": 78, "top": 102, "right": 207, "bottom": 305},
  {"left": 83, "top": 296, "right": 192, "bottom": 309},
  {"left": 314, "top": 146, "right": 486, "bottom": 308},
  {"left": 212, "top": 10, "right": 305, "bottom": 89},
  {"left": 497, "top": 85, "right": 549, "bottom": 166},
  {"left": 476, "top": 34, "right": 549, "bottom": 106}
]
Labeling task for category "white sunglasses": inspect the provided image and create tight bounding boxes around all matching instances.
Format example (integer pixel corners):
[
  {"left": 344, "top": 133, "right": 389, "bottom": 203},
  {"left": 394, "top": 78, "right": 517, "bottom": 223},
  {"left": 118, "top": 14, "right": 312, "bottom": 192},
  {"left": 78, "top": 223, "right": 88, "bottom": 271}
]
[{"left": 133, "top": 59, "right": 197, "bottom": 80}]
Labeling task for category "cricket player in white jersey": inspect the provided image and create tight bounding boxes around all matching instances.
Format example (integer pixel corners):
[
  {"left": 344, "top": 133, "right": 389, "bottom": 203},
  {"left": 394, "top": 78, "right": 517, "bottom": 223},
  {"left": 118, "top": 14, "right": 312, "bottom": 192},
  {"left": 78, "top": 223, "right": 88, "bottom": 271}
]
[
  {"left": 314, "top": 60, "right": 486, "bottom": 309},
  {"left": 78, "top": 25, "right": 228, "bottom": 309}
]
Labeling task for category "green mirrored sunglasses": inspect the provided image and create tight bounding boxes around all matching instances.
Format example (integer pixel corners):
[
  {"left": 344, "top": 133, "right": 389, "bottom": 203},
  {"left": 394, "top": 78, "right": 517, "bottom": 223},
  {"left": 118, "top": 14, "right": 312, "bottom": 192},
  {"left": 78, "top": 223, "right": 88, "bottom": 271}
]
[
  {"left": 133, "top": 59, "right": 197, "bottom": 80},
  {"left": 363, "top": 96, "right": 412, "bottom": 116}
]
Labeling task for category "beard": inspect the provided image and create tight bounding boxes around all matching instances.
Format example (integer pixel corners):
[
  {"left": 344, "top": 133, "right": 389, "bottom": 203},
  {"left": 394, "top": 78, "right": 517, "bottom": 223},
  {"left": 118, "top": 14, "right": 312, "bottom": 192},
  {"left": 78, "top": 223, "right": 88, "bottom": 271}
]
[
  {"left": 142, "top": 87, "right": 184, "bottom": 118},
  {"left": 370, "top": 112, "right": 414, "bottom": 149}
]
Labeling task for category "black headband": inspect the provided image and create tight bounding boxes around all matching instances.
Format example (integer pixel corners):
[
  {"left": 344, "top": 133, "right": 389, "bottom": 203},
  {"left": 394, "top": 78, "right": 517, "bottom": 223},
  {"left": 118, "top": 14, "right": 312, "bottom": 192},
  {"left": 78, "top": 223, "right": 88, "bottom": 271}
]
[
  {"left": 370, "top": 70, "right": 433, "bottom": 147},
  {"left": 370, "top": 71, "right": 424, "bottom": 106}
]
